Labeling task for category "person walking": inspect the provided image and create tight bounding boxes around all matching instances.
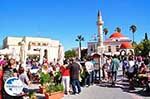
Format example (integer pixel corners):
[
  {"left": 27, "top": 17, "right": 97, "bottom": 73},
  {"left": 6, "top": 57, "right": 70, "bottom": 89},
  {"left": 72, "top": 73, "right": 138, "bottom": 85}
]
[
  {"left": 110, "top": 55, "right": 120, "bottom": 86},
  {"left": 127, "top": 55, "right": 136, "bottom": 90},
  {"left": 68, "top": 59, "right": 81, "bottom": 95},
  {"left": 122, "top": 57, "right": 128, "bottom": 77},
  {"left": 60, "top": 61, "right": 70, "bottom": 95},
  {"left": 106, "top": 56, "right": 112, "bottom": 82},
  {"left": 93, "top": 59, "right": 99, "bottom": 82},
  {"left": 85, "top": 57, "right": 94, "bottom": 86}
]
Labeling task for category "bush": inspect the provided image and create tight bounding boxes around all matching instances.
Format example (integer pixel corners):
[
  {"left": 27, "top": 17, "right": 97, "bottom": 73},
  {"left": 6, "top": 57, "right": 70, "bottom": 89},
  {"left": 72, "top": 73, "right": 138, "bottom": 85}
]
[
  {"left": 40, "top": 72, "right": 51, "bottom": 86},
  {"left": 46, "top": 83, "right": 64, "bottom": 93}
]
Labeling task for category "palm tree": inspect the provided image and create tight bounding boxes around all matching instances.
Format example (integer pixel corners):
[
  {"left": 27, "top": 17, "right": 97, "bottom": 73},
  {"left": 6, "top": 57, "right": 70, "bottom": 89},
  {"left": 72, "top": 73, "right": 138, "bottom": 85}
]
[
  {"left": 115, "top": 27, "right": 121, "bottom": 33},
  {"left": 75, "top": 35, "right": 84, "bottom": 59},
  {"left": 130, "top": 25, "right": 137, "bottom": 44},
  {"left": 103, "top": 28, "right": 108, "bottom": 40}
]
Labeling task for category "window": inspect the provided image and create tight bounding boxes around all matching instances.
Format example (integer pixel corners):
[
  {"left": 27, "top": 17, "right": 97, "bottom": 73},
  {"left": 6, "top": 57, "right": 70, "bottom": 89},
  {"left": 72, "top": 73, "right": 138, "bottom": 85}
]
[
  {"left": 38, "top": 43, "right": 41, "bottom": 46},
  {"left": 108, "top": 46, "right": 111, "bottom": 52},
  {"left": 32, "top": 42, "right": 36, "bottom": 46},
  {"left": 43, "top": 43, "right": 47, "bottom": 46},
  {"left": 116, "top": 45, "right": 119, "bottom": 52},
  {"left": 90, "top": 47, "right": 93, "bottom": 51},
  {"left": 44, "top": 49, "right": 48, "bottom": 59}
]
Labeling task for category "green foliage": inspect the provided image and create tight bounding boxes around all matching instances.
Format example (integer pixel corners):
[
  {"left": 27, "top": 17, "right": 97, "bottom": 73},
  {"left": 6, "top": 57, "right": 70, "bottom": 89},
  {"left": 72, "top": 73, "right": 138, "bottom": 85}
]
[
  {"left": 130, "top": 25, "right": 137, "bottom": 33},
  {"left": 39, "top": 71, "right": 63, "bottom": 94},
  {"left": 103, "top": 28, "right": 108, "bottom": 35},
  {"left": 46, "top": 83, "right": 64, "bottom": 93},
  {"left": 40, "top": 72, "right": 51, "bottom": 85},
  {"left": 65, "top": 50, "right": 76, "bottom": 58},
  {"left": 75, "top": 35, "right": 84, "bottom": 42},
  {"left": 130, "top": 25, "right": 137, "bottom": 43},
  {"left": 54, "top": 71, "right": 61, "bottom": 81},
  {"left": 115, "top": 27, "right": 121, "bottom": 33},
  {"left": 144, "top": 33, "right": 148, "bottom": 40},
  {"left": 29, "top": 91, "right": 36, "bottom": 98},
  {"left": 134, "top": 39, "right": 150, "bottom": 56},
  {"left": 81, "top": 49, "right": 88, "bottom": 59},
  {"left": 141, "top": 39, "right": 150, "bottom": 56}
]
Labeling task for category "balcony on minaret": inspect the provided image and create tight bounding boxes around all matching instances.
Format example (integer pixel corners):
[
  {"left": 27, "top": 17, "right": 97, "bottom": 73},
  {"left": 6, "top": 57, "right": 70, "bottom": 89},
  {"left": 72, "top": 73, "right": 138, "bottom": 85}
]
[{"left": 97, "top": 21, "right": 104, "bottom": 26}]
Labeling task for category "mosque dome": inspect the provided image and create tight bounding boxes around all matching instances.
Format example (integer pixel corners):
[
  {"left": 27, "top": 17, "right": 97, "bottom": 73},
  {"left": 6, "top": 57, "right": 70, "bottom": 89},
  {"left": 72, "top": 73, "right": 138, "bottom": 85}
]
[
  {"left": 120, "top": 42, "right": 132, "bottom": 49},
  {"left": 109, "top": 32, "right": 125, "bottom": 38}
]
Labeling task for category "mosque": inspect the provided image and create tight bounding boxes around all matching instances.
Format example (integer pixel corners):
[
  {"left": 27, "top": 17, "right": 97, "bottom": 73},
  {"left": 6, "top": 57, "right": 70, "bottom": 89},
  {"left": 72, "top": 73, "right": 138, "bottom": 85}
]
[{"left": 88, "top": 11, "right": 133, "bottom": 57}]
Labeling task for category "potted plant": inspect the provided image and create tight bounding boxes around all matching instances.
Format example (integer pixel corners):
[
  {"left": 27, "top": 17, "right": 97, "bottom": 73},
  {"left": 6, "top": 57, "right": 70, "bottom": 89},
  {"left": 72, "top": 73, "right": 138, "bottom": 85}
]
[
  {"left": 45, "top": 83, "right": 64, "bottom": 99},
  {"left": 29, "top": 91, "right": 37, "bottom": 99},
  {"left": 39, "top": 72, "right": 51, "bottom": 94},
  {"left": 44, "top": 70, "right": 64, "bottom": 99},
  {"left": 54, "top": 71, "right": 62, "bottom": 84}
]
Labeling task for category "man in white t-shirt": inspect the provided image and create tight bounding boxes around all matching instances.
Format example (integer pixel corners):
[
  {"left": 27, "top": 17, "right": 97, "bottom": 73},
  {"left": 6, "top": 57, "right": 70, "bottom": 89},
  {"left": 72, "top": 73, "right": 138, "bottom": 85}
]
[{"left": 85, "top": 58, "right": 94, "bottom": 86}]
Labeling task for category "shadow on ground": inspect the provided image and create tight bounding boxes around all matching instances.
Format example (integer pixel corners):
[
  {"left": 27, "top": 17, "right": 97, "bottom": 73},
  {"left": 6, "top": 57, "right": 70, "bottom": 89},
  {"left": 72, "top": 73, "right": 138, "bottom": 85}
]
[{"left": 96, "top": 75, "right": 150, "bottom": 98}]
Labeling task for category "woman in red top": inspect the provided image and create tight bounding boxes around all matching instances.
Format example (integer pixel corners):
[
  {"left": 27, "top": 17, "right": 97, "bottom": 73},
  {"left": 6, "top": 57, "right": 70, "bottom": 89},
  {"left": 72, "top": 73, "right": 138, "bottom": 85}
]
[{"left": 60, "top": 61, "right": 70, "bottom": 95}]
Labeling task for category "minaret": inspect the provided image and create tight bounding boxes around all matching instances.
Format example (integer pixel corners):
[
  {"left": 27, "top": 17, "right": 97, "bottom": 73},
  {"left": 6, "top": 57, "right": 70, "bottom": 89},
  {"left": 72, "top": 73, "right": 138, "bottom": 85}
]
[{"left": 97, "top": 10, "right": 104, "bottom": 47}]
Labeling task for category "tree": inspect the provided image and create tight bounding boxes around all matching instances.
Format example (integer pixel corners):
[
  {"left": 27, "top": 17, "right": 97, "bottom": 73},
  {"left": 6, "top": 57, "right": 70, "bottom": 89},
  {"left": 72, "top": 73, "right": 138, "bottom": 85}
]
[
  {"left": 65, "top": 50, "right": 76, "bottom": 59},
  {"left": 75, "top": 35, "right": 84, "bottom": 59},
  {"left": 134, "top": 39, "right": 150, "bottom": 56},
  {"left": 130, "top": 25, "right": 137, "bottom": 44},
  {"left": 81, "top": 48, "right": 88, "bottom": 59},
  {"left": 134, "top": 43, "right": 143, "bottom": 56},
  {"left": 103, "top": 28, "right": 108, "bottom": 40},
  {"left": 144, "top": 33, "right": 148, "bottom": 41},
  {"left": 115, "top": 27, "right": 121, "bottom": 33},
  {"left": 141, "top": 39, "right": 150, "bottom": 56}
]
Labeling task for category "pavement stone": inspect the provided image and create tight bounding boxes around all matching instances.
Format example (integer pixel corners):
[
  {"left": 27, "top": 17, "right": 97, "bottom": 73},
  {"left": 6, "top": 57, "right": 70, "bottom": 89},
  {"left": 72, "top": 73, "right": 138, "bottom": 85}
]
[
  {"left": 64, "top": 85, "right": 133, "bottom": 99},
  {"left": 25, "top": 66, "right": 150, "bottom": 99}
]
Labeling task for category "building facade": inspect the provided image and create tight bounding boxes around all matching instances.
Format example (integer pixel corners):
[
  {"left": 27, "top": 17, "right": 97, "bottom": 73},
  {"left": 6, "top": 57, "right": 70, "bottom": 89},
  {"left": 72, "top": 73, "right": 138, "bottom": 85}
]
[
  {"left": 88, "top": 11, "right": 133, "bottom": 56},
  {"left": 72, "top": 47, "right": 87, "bottom": 58},
  {"left": 1, "top": 36, "right": 64, "bottom": 64}
]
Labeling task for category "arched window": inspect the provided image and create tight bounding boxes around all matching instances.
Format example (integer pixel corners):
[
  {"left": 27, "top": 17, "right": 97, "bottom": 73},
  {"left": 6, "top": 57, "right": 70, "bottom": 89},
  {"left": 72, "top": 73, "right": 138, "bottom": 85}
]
[
  {"left": 90, "top": 47, "right": 93, "bottom": 51},
  {"left": 44, "top": 49, "right": 48, "bottom": 59}
]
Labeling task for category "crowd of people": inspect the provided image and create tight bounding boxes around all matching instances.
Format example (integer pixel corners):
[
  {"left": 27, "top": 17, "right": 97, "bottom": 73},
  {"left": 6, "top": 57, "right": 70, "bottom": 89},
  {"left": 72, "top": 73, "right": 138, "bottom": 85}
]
[
  {"left": 101, "top": 55, "right": 150, "bottom": 90},
  {"left": 0, "top": 56, "right": 62, "bottom": 99},
  {"left": 0, "top": 54, "right": 150, "bottom": 99}
]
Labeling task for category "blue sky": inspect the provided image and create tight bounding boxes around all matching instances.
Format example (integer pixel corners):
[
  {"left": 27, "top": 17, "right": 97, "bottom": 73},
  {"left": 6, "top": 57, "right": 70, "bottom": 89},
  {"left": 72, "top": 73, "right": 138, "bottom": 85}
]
[{"left": 0, "top": 0, "right": 149, "bottom": 50}]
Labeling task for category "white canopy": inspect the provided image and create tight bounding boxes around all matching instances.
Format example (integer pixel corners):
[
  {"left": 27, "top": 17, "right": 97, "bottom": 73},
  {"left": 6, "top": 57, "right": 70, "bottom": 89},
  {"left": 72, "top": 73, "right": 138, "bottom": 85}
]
[
  {"left": 0, "top": 48, "right": 12, "bottom": 55},
  {"left": 27, "top": 50, "right": 40, "bottom": 55}
]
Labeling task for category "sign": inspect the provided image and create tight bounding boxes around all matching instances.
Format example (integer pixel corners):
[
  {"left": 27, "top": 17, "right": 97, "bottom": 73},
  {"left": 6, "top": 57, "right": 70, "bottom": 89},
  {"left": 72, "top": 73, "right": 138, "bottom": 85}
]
[{"left": 4, "top": 77, "right": 24, "bottom": 96}]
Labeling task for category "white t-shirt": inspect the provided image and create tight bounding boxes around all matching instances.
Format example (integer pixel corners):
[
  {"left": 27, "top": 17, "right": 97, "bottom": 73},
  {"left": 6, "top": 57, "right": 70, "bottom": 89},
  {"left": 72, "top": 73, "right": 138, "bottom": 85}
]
[
  {"left": 85, "top": 61, "right": 94, "bottom": 73},
  {"left": 19, "top": 72, "right": 29, "bottom": 88},
  {"left": 128, "top": 60, "right": 135, "bottom": 73}
]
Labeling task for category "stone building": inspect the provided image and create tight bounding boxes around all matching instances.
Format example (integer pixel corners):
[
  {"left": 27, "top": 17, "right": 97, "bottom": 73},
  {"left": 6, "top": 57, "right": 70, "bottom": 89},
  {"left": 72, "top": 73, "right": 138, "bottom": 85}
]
[{"left": 1, "top": 36, "right": 64, "bottom": 64}]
